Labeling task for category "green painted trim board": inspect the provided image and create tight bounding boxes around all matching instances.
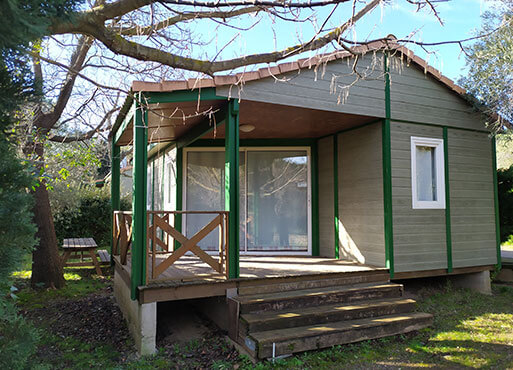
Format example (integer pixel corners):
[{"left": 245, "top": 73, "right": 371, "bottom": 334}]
[
  {"left": 225, "top": 100, "right": 240, "bottom": 278},
  {"left": 443, "top": 127, "right": 453, "bottom": 272},
  {"left": 311, "top": 140, "right": 320, "bottom": 257},
  {"left": 174, "top": 147, "right": 183, "bottom": 251},
  {"left": 333, "top": 134, "right": 339, "bottom": 259},
  {"left": 383, "top": 53, "right": 394, "bottom": 277},
  {"left": 131, "top": 100, "right": 148, "bottom": 300},
  {"left": 144, "top": 88, "right": 226, "bottom": 104}
]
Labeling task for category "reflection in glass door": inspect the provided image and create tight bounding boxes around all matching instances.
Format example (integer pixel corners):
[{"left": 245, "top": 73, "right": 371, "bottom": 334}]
[
  {"left": 185, "top": 151, "right": 245, "bottom": 251},
  {"left": 185, "top": 149, "right": 309, "bottom": 254},
  {"left": 246, "top": 151, "right": 308, "bottom": 252}
]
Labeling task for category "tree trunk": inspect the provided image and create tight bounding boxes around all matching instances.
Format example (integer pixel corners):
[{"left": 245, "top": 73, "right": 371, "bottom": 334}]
[{"left": 29, "top": 142, "right": 65, "bottom": 289}]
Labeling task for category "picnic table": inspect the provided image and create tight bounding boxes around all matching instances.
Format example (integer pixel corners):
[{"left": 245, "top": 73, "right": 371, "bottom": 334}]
[{"left": 61, "top": 238, "right": 103, "bottom": 275}]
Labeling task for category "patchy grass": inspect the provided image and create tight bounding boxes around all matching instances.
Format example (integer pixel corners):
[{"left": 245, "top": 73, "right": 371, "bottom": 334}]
[
  {"left": 14, "top": 269, "right": 110, "bottom": 309},
  {"left": 14, "top": 259, "right": 513, "bottom": 369}
]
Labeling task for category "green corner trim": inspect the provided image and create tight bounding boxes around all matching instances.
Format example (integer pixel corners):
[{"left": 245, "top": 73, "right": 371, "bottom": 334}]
[
  {"left": 174, "top": 147, "right": 183, "bottom": 251},
  {"left": 225, "top": 100, "right": 240, "bottom": 278},
  {"left": 144, "top": 88, "right": 226, "bottom": 104},
  {"left": 311, "top": 141, "right": 320, "bottom": 257},
  {"left": 383, "top": 52, "right": 394, "bottom": 278},
  {"left": 443, "top": 127, "right": 453, "bottom": 272},
  {"left": 333, "top": 135, "right": 340, "bottom": 259},
  {"left": 131, "top": 99, "right": 148, "bottom": 300},
  {"left": 492, "top": 136, "right": 502, "bottom": 269}
]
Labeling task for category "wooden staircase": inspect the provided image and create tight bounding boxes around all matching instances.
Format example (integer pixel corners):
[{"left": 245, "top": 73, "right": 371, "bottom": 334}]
[{"left": 228, "top": 271, "right": 433, "bottom": 359}]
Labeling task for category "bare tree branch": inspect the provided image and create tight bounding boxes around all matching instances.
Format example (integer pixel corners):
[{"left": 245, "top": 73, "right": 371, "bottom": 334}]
[
  {"left": 51, "top": 0, "right": 381, "bottom": 74},
  {"left": 48, "top": 106, "right": 120, "bottom": 143},
  {"left": 120, "top": 6, "right": 264, "bottom": 36}
]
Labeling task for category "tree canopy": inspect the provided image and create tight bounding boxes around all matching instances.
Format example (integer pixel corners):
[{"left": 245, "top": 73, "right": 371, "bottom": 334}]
[{"left": 460, "top": 0, "right": 513, "bottom": 126}]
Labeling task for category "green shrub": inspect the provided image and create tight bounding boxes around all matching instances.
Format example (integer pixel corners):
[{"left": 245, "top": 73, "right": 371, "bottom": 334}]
[
  {"left": 0, "top": 136, "right": 38, "bottom": 370},
  {"left": 498, "top": 165, "right": 513, "bottom": 242},
  {"left": 53, "top": 189, "right": 130, "bottom": 248},
  {"left": 0, "top": 300, "right": 40, "bottom": 370}
]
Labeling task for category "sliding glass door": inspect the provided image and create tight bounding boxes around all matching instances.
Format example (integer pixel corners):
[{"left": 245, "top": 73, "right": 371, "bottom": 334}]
[
  {"left": 185, "top": 148, "right": 310, "bottom": 254},
  {"left": 246, "top": 151, "right": 309, "bottom": 252}
]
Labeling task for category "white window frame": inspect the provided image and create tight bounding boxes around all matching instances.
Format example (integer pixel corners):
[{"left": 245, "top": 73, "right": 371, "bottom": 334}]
[{"left": 410, "top": 136, "right": 446, "bottom": 209}]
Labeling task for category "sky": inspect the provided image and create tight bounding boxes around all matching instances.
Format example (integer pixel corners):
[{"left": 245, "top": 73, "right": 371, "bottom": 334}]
[{"left": 200, "top": 0, "right": 499, "bottom": 83}]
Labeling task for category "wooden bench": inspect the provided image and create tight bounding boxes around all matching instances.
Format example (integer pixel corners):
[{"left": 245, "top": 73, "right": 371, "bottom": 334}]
[
  {"left": 97, "top": 249, "right": 111, "bottom": 265},
  {"left": 61, "top": 238, "right": 103, "bottom": 275}
]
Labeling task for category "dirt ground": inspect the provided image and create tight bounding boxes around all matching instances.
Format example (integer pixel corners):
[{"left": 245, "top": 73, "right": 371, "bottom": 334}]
[{"left": 21, "top": 281, "right": 241, "bottom": 368}]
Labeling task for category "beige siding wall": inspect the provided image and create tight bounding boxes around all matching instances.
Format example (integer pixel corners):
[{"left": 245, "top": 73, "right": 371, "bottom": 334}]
[
  {"left": 318, "top": 136, "right": 335, "bottom": 257},
  {"left": 338, "top": 122, "right": 385, "bottom": 267},
  {"left": 390, "top": 121, "right": 447, "bottom": 272},
  {"left": 388, "top": 57, "right": 484, "bottom": 131},
  {"left": 448, "top": 130, "right": 497, "bottom": 267},
  {"left": 216, "top": 55, "right": 386, "bottom": 118}
]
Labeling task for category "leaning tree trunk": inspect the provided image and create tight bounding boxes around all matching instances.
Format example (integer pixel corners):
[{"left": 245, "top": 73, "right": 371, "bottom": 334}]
[{"left": 29, "top": 141, "right": 65, "bottom": 289}]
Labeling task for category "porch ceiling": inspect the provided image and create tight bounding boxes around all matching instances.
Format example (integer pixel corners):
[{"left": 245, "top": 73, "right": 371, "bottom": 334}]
[
  {"left": 205, "top": 100, "right": 376, "bottom": 140},
  {"left": 115, "top": 99, "right": 225, "bottom": 146},
  {"left": 115, "top": 99, "right": 377, "bottom": 146}
]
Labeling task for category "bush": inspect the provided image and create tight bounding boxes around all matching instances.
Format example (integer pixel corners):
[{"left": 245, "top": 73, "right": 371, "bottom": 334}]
[
  {"left": 0, "top": 136, "right": 38, "bottom": 369},
  {"left": 0, "top": 300, "right": 39, "bottom": 370},
  {"left": 53, "top": 189, "right": 130, "bottom": 248},
  {"left": 498, "top": 165, "right": 513, "bottom": 242}
]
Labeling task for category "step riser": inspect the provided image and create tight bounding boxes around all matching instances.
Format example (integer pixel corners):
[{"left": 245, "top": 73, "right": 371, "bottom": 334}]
[
  {"left": 240, "top": 286, "right": 403, "bottom": 314},
  {"left": 238, "top": 273, "right": 390, "bottom": 296},
  {"left": 241, "top": 301, "right": 416, "bottom": 333},
  {"left": 256, "top": 315, "right": 434, "bottom": 359}
]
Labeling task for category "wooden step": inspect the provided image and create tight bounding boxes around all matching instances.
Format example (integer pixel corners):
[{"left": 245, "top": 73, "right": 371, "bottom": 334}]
[
  {"left": 238, "top": 270, "right": 390, "bottom": 296},
  {"left": 235, "top": 282, "right": 403, "bottom": 314},
  {"left": 246, "top": 312, "right": 433, "bottom": 359},
  {"left": 239, "top": 298, "right": 416, "bottom": 334}
]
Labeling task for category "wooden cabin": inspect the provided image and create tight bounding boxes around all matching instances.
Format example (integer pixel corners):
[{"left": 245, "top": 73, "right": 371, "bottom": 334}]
[{"left": 109, "top": 43, "right": 501, "bottom": 357}]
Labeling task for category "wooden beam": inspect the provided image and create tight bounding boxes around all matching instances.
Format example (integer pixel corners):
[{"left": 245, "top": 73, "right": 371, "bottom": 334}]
[
  {"left": 130, "top": 99, "right": 148, "bottom": 300},
  {"left": 114, "top": 103, "right": 135, "bottom": 145},
  {"left": 145, "top": 88, "right": 225, "bottom": 104},
  {"left": 175, "top": 106, "right": 228, "bottom": 149},
  {"left": 225, "top": 99, "right": 240, "bottom": 278}
]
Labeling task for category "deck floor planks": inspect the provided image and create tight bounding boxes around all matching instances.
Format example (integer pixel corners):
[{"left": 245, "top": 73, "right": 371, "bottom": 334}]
[{"left": 119, "top": 255, "right": 378, "bottom": 285}]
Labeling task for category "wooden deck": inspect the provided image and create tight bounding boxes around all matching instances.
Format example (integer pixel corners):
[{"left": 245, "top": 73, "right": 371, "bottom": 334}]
[{"left": 114, "top": 254, "right": 386, "bottom": 303}]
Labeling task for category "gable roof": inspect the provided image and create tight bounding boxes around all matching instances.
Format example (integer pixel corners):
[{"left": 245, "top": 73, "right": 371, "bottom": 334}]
[{"left": 130, "top": 40, "right": 466, "bottom": 98}]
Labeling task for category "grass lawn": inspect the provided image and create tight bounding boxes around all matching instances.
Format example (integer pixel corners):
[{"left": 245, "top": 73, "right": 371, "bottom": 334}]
[{"left": 12, "top": 263, "right": 513, "bottom": 369}]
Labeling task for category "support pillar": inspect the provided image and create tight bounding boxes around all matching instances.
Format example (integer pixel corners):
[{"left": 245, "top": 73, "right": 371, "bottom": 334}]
[
  {"left": 111, "top": 141, "right": 120, "bottom": 265},
  {"left": 131, "top": 98, "right": 147, "bottom": 299},
  {"left": 225, "top": 100, "right": 240, "bottom": 278},
  {"left": 174, "top": 147, "right": 183, "bottom": 251}
]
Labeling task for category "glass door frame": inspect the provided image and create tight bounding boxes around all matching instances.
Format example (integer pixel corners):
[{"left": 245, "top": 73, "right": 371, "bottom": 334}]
[{"left": 182, "top": 146, "right": 312, "bottom": 256}]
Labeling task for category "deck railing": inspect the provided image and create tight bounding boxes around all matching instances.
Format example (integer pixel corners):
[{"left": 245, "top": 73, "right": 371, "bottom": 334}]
[
  {"left": 113, "top": 210, "right": 230, "bottom": 282},
  {"left": 113, "top": 211, "right": 133, "bottom": 265},
  {"left": 146, "top": 211, "right": 229, "bottom": 281}
]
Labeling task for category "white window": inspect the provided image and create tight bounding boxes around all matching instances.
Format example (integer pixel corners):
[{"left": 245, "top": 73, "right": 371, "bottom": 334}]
[{"left": 410, "top": 136, "right": 445, "bottom": 209}]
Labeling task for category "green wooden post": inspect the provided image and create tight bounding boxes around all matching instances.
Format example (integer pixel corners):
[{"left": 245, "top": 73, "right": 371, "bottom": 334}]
[
  {"left": 443, "top": 127, "right": 453, "bottom": 272},
  {"left": 111, "top": 141, "right": 120, "bottom": 266},
  {"left": 174, "top": 147, "right": 183, "bottom": 251},
  {"left": 225, "top": 100, "right": 240, "bottom": 278},
  {"left": 311, "top": 141, "right": 320, "bottom": 257},
  {"left": 383, "top": 52, "right": 394, "bottom": 278},
  {"left": 333, "top": 135, "right": 339, "bottom": 259},
  {"left": 131, "top": 98, "right": 147, "bottom": 300}
]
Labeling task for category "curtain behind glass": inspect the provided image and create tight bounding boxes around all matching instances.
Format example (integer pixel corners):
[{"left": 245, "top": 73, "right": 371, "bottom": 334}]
[
  {"left": 415, "top": 146, "right": 436, "bottom": 201},
  {"left": 246, "top": 151, "right": 308, "bottom": 252}
]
